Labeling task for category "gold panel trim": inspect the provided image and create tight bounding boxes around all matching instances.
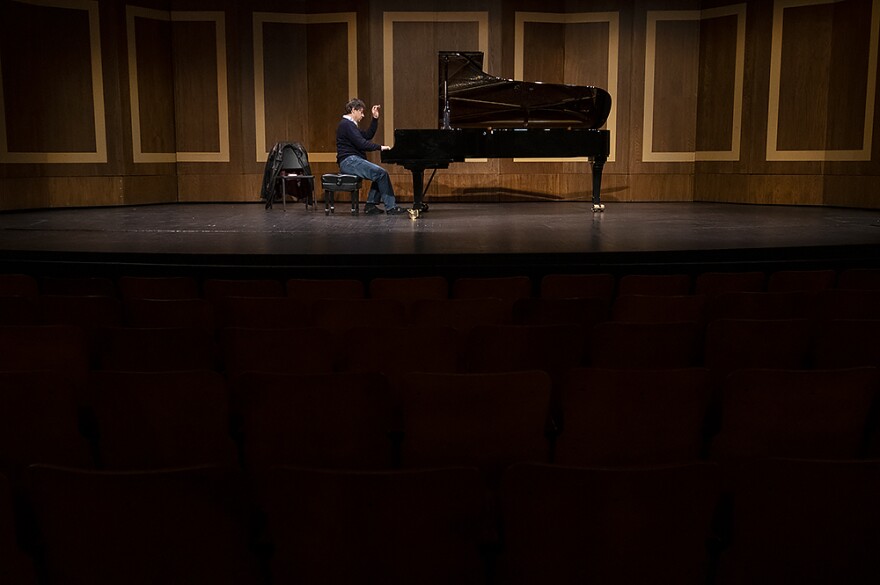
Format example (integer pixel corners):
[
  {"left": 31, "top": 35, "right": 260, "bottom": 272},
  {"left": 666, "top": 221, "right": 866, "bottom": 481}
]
[
  {"left": 252, "top": 12, "right": 357, "bottom": 163},
  {"left": 382, "top": 12, "right": 489, "bottom": 145},
  {"left": 0, "top": 0, "right": 107, "bottom": 164},
  {"left": 766, "top": 0, "right": 878, "bottom": 161},
  {"left": 170, "top": 11, "right": 229, "bottom": 163},
  {"left": 696, "top": 5, "right": 747, "bottom": 162},
  {"left": 513, "top": 11, "right": 620, "bottom": 163},
  {"left": 127, "top": 6, "right": 175, "bottom": 164},
  {"left": 643, "top": 6, "right": 747, "bottom": 163}
]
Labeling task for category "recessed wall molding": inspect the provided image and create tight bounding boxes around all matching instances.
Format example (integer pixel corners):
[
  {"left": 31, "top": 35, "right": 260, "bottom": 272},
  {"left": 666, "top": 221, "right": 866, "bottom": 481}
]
[
  {"left": 382, "top": 11, "right": 489, "bottom": 143},
  {"left": 0, "top": 0, "right": 106, "bottom": 164},
  {"left": 252, "top": 12, "right": 357, "bottom": 164},
  {"left": 643, "top": 5, "right": 747, "bottom": 163},
  {"left": 514, "top": 11, "right": 620, "bottom": 163},
  {"left": 766, "top": 0, "right": 878, "bottom": 161}
]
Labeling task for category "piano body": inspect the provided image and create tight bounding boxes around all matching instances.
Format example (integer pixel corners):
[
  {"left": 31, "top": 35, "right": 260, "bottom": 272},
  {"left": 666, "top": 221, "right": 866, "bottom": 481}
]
[{"left": 381, "top": 51, "right": 612, "bottom": 212}]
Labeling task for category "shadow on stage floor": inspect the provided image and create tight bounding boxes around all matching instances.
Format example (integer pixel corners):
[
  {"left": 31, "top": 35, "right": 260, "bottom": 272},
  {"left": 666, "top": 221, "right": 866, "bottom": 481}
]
[{"left": 1, "top": 201, "right": 878, "bottom": 280}]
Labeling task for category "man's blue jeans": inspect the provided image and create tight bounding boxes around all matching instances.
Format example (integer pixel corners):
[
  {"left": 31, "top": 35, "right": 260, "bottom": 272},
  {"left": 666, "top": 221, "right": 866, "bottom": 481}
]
[{"left": 339, "top": 156, "right": 398, "bottom": 209}]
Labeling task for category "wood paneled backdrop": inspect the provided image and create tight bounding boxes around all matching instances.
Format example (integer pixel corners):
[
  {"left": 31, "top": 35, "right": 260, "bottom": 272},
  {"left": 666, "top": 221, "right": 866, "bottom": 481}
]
[{"left": 0, "top": 0, "right": 878, "bottom": 210}]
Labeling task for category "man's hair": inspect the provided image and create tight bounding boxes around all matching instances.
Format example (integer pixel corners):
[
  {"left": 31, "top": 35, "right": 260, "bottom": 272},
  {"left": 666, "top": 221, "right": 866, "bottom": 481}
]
[{"left": 345, "top": 98, "right": 366, "bottom": 114}]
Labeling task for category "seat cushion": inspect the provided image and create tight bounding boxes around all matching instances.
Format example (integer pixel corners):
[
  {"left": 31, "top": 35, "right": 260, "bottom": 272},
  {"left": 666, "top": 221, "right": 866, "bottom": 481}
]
[{"left": 322, "top": 174, "right": 362, "bottom": 191}]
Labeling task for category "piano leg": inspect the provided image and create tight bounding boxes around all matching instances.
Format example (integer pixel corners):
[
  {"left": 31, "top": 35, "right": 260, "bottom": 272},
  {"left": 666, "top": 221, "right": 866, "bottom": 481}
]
[
  {"left": 590, "top": 156, "right": 606, "bottom": 212},
  {"left": 406, "top": 166, "right": 430, "bottom": 214}
]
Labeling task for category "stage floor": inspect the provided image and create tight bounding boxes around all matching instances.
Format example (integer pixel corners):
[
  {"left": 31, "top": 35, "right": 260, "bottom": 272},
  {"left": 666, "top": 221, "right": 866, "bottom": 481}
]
[{"left": 1, "top": 201, "right": 878, "bottom": 279}]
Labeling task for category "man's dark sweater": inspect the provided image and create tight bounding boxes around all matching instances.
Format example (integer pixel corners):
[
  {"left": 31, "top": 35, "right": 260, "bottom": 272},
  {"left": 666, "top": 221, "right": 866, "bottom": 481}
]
[{"left": 336, "top": 116, "right": 380, "bottom": 164}]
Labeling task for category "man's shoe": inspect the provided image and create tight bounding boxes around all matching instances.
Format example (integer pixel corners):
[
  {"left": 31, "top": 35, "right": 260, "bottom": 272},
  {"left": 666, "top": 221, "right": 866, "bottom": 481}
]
[
  {"left": 386, "top": 206, "right": 408, "bottom": 215},
  {"left": 364, "top": 204, "right": 384, "bottom": 215}
]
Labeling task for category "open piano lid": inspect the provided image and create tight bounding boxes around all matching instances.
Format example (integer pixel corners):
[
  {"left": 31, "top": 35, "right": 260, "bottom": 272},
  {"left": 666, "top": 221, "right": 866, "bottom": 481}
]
[{"left": 438, "top": 51, "right": 612, "bottom": 130}]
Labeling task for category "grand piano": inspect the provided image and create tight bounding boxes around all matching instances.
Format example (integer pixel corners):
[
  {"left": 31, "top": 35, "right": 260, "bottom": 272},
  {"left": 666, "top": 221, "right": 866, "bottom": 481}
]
[{"left": 381, "top": 51, "right": 612, "bottom": 213}]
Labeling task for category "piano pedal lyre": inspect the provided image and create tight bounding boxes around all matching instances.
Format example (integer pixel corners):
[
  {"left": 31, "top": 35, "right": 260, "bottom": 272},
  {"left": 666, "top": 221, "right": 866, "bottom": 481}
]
[{"left": 592, "top": 204, "right": 605, "bottom": 213}]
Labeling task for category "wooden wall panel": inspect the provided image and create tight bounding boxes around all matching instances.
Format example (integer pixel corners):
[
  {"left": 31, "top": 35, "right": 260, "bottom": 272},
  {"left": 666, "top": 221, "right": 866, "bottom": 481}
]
[
  {"left": 696, "top": 14, "right": 737, "bottom": 152},
  {"left": 492, "top": 14, "right": 618, "bottom": 199},
  {"left": 522, "top": 23, "right": 565, "bottom": 83},
  {"left": 629, "top": 173, "right": 694, "bottom": 201},
  {"left": 123, "top": 175, "right": 178, "bottom": 205},
  {"left": 130, "top": 11, "right": 176, "bottom": 159},
  {"left": 259, "top": 19, "right": 352, "bottom": 156},
  {"left": 0, "top": 0, "right": 107, "bottom": 167},
  {"left": 565, "top": 23, "right": 611, "bottom": 91},
  {"left": 826, "top": 0, "right": 872, "bottom": 151},
  {"left": 0, "top": 0, "right": 877, "bottom": 211},
  {"left": 172, "top": 19, "right": 222, "bottom": 153},
  {"left": 1, "top": 2, "right": 95, "bottom": 153},
  {"left": 0, "top": 176, "right": 122, "bottom": 209},
  {"left": 775, "top": 4, "right": 833, "bottom": 151},
  {"left": 389, "top": 21, "right": 481, "bottom": 130},
  {"left": 382, "top": 13, "right": 490, "bottom": 202},
  {"left": 650, "top": 19, "right": 699, "bottom": 154},
  {"left": 178, "top": 172, "right": 247, "bottom": 202},
  {"left": 254, "top": 12, "right": 354, "bottom": 164},
  {"left": 766, "top": 0, "right": 878, "bottom": 164},
  {"left": 823, "top": 174, "right": 880, "bottom": 207},
  {"left": 262, "top": 21, "right": 309, "bottom": 150},
  {"left": 630, "top": 2, "right": 700, "bottom": 175},
  {"left": 307, "top": 22, "right": 350, "bottom": 153},
  {"left": 694, "top": 172, "right": 749, "bottom": 202}
]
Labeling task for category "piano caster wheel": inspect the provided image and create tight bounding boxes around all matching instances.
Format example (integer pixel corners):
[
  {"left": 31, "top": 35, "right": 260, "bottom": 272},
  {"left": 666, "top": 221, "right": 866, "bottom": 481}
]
[
  {"left": 325, "top": 205, "right": 335, "bottom": 215},
  {"left": 592, "top": 204, "right": 605, "bottom": 213},
  {"left": 351, "top": 207, "right": 358, "bottom": 216},
  {"left": 407, "top": 208, "right": 419, "bottom": 220}
]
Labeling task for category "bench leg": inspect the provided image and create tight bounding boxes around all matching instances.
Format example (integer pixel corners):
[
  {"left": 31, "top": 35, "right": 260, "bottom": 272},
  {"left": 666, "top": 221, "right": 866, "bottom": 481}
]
[
  {"left": 350, "top": 190, "right": 359, "bottom": 215},
  {"left": 324, "top": 190, "right": 335, "bottom": 215}
]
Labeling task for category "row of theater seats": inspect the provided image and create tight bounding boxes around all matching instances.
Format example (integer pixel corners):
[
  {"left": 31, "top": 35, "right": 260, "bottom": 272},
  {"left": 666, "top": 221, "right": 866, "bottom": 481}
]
[
  {"left": 2, "top": 367, "right": 879, "bottom": 477},
  {"left": 3, "top": 285, "right": 880, "bottom": 327},
  {"left": 2, "top": 268, "right": 879, "bottom": 583},
  {"left": 3, "top": 458, "right": 880, "bottom": 585},
  {"left": 1, "top": 267, "right": 879, "bottom": 300},
  {"left": 2, "top": 366, "right": 880, "bottom": 583},
  {"left": 0, "top": 313, "right": 876, "bottom": 379}
]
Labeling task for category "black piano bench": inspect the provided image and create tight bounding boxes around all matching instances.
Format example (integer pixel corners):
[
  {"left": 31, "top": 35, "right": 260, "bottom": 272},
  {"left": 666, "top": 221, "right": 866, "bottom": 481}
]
[{"left": 321, "top": 174, "right": 363, "bottom": 215}]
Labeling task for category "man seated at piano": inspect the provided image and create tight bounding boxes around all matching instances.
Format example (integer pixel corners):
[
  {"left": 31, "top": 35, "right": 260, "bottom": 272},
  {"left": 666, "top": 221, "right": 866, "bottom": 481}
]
[{"left": 336, "top": 98, "right": 408, "bottom": 216}]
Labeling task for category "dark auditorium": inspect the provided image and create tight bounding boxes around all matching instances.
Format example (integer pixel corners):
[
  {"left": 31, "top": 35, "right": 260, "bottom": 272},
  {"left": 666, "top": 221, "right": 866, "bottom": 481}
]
[{"left": 1, "top": 1, "right": 880, "bottom": 584}]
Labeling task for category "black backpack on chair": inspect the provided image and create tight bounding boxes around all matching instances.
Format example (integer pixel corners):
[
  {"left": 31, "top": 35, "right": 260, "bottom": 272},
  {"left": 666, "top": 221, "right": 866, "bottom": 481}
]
[{"left": 260, "top": 142, "right": 315, "bottom": 209}]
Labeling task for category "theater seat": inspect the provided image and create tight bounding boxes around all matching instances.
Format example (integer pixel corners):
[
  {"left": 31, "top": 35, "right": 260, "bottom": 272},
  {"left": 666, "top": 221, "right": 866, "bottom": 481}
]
[
  {"left": 27, "top": 465, "right": 263, "bottom": 585},
  {"left": 497, "top": 462, "right": 721, "bottom": 585},
  {"left": 262, "top": 466, "right": 488, "bottom": 585}
]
